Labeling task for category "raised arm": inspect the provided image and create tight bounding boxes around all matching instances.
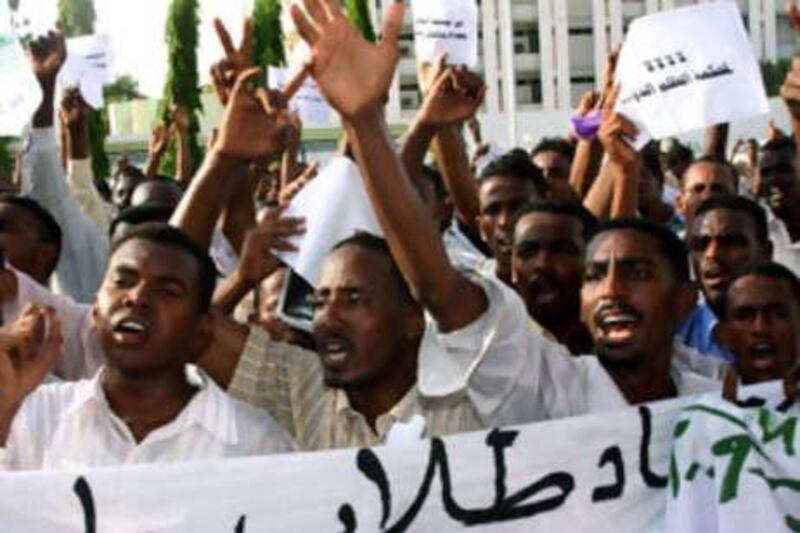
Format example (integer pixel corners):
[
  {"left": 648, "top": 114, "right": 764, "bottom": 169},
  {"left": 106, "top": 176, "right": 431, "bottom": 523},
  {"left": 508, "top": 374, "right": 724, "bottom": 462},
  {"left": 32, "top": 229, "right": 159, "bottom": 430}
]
[{"left": 291, "top": 0, "right": 487, "bottom": 331}]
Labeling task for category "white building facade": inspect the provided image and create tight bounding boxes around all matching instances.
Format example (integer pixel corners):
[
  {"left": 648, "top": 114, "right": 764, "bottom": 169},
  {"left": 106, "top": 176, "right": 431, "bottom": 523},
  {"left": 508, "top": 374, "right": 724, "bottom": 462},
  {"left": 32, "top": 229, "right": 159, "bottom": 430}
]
[{"left": 370, "top": 0, "right": 795, "bottom": 147}]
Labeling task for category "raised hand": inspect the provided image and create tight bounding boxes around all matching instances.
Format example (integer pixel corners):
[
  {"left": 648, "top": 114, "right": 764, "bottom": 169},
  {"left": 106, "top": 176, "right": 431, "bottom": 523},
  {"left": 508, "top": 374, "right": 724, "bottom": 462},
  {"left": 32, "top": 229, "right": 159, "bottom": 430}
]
[
  {"left": 290, "top": 0, "right": 405, "bottom": 119},
  {"left": 279, "top": 160, "right": 320, "bottom": 206},
  {"left": 788, "top": 1, "right": 800, "bottom": 34},
  {"left": 234, "top": 206, "right": 306, "bottom": 287},
  {"left": 210, "top": 18, "right": 254, "bottom": 105},
  {"left": 215, "top": 68, "right": 294, "bottom": 161},
  {"left": 780, "top": 58, "right": 800, "bottom": 124},
  {"left": 170, "top": 105, "right": 191, "bottom": 137},
  {"left": 148, "top": 124, "right": 169, "bottom": 158},
  {"left": 598, "top": 85, "right": 640, "bottom": 172},
  {"left": 59, "top": 88, "right": 91, "bottom": 129},
  {"left": 417, "top": 66, "right": 486, "bottom": 129},
  {"left": 0, "top": 306, "right": 62, "bottom": 439},
  {"left": 26, "top": 27, "right": 67, "bottom": 86}
]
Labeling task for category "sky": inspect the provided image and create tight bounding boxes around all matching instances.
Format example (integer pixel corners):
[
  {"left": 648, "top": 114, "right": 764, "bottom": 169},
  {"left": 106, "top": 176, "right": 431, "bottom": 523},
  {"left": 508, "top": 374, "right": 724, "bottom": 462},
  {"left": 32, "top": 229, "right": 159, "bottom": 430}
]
[{"left": 15, "top": 0, "right": 258, "bottom": 97}]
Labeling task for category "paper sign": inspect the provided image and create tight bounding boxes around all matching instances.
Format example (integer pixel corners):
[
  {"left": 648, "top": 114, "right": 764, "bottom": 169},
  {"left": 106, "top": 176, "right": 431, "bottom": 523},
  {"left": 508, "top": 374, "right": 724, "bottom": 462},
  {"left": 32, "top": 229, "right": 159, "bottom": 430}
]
[
  {"left": 411, "top": 0, "right": 479, "bottom": 67},
  {"left": 276, "top": 156, "right": 383, "bottom": 287},
  {"left": 0, "top": 4, "right": 42, "bottom": 136},
  {"left": 614, "top": 2, "right": 769, "bottom": 149},
  {"left": 268, "top": 65, "right": 333, "bottom": 125},
  {"left": 58, "top": 34, "right": 112, "bottom": 109}
]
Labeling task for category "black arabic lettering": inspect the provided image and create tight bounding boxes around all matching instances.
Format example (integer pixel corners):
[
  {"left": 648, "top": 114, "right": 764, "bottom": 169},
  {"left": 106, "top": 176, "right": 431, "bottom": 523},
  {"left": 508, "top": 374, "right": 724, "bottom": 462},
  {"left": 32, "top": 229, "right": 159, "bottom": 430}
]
[
  {"left": 73, "top": 477, "right": 96, "bottom": 533},
  {"left": 639, "top": 406, "right": 668, "bottom": 488},
  {"left": 591, "top": 445, "right": 626, "bottom": 502},
  {"left": 336, "top": 429, "right": 575, "bottom": 531}
]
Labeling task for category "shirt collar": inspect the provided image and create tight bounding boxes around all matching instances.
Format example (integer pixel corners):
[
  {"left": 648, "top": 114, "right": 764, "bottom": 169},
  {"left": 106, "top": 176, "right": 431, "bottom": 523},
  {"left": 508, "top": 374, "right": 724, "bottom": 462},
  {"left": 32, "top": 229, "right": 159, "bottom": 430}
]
[
  {"left": 62, "top": 365, "right": 240, "bottom": 446},
  {"left": 333, "top": 386, "right": 420, "bottom": 426}
]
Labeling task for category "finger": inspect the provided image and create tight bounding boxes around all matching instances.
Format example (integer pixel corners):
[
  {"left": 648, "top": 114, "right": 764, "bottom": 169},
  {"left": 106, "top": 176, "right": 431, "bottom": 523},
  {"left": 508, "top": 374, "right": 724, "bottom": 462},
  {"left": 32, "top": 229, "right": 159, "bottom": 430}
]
[
  {"left": 214, "top": 18, "right": 237, "bottom": 58},
  {"left": 210, "top": 64, "right": 229, "bottom": 105},
  {"left": 240, "top": 18, "right": 253, "bottom": 61},
  {"left": 603, "top": 84, "right": 621, "bottom": 115},
  {"left": 722, "top": 366, "right": 738, "bottom": 404},
  {"left": 380, "top": 0, "right": 405, "bottom": 47},
  {"left": 269, "top": 240, "right": 300, "bottom": 253},
  {"left": 231, "top": 67, "right": 263, "bottom": 101},
  {"left": 321, "top": 0, "right": 342, "bottom": 20},
  {"left": 282, "top": 63, "right": 311, "bottom": 100},
  {"left": 303, "top": 0, "right": 329, "bottom": 27},
  {"left": 290, "top": 4, "right": 320, "bottom": 46}
]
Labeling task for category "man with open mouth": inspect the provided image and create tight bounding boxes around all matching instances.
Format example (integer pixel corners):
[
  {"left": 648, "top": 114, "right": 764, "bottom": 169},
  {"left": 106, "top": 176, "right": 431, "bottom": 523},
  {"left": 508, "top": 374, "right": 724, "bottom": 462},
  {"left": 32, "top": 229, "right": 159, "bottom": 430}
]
[
  {"left": 0, "top": 224, "right": 293, "bottom": 469},
  {"left": 718, "top": 262, "right": 800, "bottom": 387},
  {"left": 681, "top": 195, "right": 773, "bottom": 362}
]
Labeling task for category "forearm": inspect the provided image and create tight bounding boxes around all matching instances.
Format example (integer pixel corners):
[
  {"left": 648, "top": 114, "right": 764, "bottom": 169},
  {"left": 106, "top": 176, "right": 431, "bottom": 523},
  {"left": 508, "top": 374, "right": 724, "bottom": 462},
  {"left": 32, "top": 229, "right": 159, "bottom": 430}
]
[
  {"left": 345, "top": 110, "right": 486, "bottom": 330},
  {"left": 220, "top": 171, "right": 257, "bottom": 256},
  {"left": 144, "top": 150, "right": 164, "bottom": 180},
  {"left": 213, "top": 272, "right": 254, "bottom": 315},
  {"left": 703, "top": 122, "right": 729, "bottom": 160},
  {"left": 66, "top": 123, "right": 90, "bottom": 161},
  {"left": 399, "top": 119, "right": 438, "bottom": 196},
  {"left": 609, "top": 163, "right": 640, "bottom": 219},
  {"left": 32, "top": 82, "right": 56, "bottom": 129},
  {"left": 170, "top": 150, "right": 249, "bottom": 250},
  {"left": 569, "top": 140, "right": 603, "bottom": 198},
  {"left": 583, "top": 160, "right": 614, "bottom": 219},
  {"left": 431, "top": 126, "right": 480, "bottom": 230},
  {"left": 176, "top": 132, "right": 192, "bottom": 187}
]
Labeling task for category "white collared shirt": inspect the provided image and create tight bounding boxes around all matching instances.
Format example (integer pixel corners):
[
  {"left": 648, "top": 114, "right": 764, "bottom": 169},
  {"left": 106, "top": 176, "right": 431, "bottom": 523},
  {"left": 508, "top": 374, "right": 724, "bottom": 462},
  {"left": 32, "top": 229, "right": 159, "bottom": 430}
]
[
  {"left": 417, "top": 270, "right": 722, "bottom": 427},
  {"left": 0, "top": 366, "right": 295, "bottom": 470}
]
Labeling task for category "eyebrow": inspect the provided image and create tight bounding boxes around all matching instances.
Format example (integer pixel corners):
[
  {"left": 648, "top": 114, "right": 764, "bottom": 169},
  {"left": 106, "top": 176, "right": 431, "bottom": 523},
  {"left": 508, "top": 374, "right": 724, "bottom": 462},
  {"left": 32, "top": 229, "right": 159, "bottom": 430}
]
[
  {"left": 585, "top": 257, "right": 656, "bottom": 269},
  {"left": 112, "top": 265, "right": 190, "bottom": 291}
]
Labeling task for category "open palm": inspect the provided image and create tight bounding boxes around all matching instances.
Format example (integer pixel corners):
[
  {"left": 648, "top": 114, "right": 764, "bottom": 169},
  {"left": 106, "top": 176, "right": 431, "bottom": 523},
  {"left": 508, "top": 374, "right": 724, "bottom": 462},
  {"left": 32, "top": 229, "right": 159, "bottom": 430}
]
[{"left": 291, "top": 0, "right": 404, "bottom": 119}]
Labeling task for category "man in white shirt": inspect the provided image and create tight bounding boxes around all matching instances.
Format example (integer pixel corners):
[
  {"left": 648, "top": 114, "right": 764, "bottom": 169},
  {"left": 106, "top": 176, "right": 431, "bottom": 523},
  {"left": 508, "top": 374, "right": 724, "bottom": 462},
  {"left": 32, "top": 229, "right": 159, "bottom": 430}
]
[
  {"left": 0, "top": 223, "right": 293, "bottom": 470},
  {"left": 286, "top": 0, "right": 720, "bottom": 426}
]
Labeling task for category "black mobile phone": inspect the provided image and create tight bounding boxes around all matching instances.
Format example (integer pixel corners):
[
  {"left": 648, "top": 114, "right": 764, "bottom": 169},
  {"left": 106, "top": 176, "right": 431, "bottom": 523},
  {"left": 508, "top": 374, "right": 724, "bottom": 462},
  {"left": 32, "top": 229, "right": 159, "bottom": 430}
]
[{"left": 277, "top": 270, "right": 315, "bottom": 333}]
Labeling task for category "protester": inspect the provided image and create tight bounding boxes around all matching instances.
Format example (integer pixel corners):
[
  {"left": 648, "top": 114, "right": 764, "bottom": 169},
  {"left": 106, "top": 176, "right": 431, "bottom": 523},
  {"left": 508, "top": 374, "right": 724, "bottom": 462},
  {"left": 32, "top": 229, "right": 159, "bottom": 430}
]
[
  {"left": 681, "top": 195, "right": 773, "bottom": 361},
  {"left": 718, "top": 262, "right": 800, "bottom": 386},
  {"left": 0, "top": 224, "right": 293, "bottom": 469}
]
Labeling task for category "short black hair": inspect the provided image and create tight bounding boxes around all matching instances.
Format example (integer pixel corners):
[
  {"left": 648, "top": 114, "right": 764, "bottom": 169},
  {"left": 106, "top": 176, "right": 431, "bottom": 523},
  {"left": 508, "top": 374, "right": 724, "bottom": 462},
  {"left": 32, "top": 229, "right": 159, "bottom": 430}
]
[
  {"left": 516, "top": 200, "right": 598, "bottom": 239},
  {"left": 682, "top": 155, "right": 739, "bottom": 188},
  {"left": 109, "top": 223, "right": 217, "bottom": 312},
  {"left": 588, "top": 218, "right": 691, "bottom": 283},
  {"left": 109, "top": 203, "right": 175, "bottom": 241},
  {"left": 331, "top": 232, "right": 417, "bottom": 307},
  {"left": 0, "top": 194, "right": 62, "bottom": 274},
  {"left": 113, "top": 164, "right": 145, "bottom": 182},
  {"left": 692, "top": 195, "right": 769, "bottom": 246},
  {"left": 531, "top": 137, "right": 575, "bottom": 161},
  {"left": 761, "top": 136, "right": 796, "bottom": 154},
  {"left": 663, "top": 139, "right": 694, "bottom": 169},
  {"left": 720, "top": 261, "right": 800, "bottom": 319},
  {"left": 478, "top": 150, "right": 547, "bottom": 193}
]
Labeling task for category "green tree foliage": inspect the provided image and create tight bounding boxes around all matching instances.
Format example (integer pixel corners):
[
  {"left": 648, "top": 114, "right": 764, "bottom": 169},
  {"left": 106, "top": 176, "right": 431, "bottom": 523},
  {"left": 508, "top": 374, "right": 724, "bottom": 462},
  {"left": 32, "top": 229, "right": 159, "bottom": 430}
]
[
  {"left": 159, "top": 0, "right": 202, "bottom": 177},
  {"left": 103, "top": 74, "right": 144, "bottom": 104},
  {"left": 57, "top": 0, "right": 95, "bottom": 37},
  {"left": 0, "top": 138, "right": 13, "bottom": 177},
  {"left": 58, "top": 0, "right": 110, "bottom": 181},
  {"left": 761, "top": 59, "right": 792, "bottom": 97},
  {"left": 344, "top": 0, "right": 376, "bottom": 42},
  {"left": 252, "top": 0, "right": 285, "bottom": 85}
]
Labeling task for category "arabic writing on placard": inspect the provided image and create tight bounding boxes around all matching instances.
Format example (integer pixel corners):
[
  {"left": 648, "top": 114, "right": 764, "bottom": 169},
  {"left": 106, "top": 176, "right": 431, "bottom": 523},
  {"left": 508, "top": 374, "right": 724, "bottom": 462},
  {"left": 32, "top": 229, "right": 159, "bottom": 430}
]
[{"left": 621, "top": 51, "right": 736, "bottom": 105}]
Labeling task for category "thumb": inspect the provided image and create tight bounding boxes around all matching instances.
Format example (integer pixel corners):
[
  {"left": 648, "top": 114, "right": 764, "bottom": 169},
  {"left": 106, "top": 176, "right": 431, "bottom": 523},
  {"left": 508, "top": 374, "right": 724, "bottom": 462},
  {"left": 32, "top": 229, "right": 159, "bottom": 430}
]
[{"left": 380, "top": 1, "right": 405, "bottom": 47}]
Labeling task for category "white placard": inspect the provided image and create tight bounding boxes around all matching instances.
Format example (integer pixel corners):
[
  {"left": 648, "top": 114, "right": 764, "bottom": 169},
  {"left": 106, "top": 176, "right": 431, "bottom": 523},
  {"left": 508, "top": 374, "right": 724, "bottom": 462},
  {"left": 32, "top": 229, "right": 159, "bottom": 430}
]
[
  {"left": 58, "top": 34, "right": 112, "bottom": 109},
  {"left": 276, "top": 156, "right": 383, "bottom": 287},
  {"left": 0, "top": 384, "right": 794, "bottom": 531},
  {"left": 268, "top": 65, "right": 333, "bottom": 125},
  {"left": 411, "top": 0, "right": 479, "bottom": 68},
  {"left": 0, "top": 4, "right": 42, "bottom": 136},
  {"left": 614, "top": 2, "right": 769, "bottom": 149}
]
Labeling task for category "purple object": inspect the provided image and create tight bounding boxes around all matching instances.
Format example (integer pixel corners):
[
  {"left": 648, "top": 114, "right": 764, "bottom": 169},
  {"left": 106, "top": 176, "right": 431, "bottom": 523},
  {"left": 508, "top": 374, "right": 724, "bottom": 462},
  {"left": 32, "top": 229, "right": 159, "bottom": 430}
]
[{"left": 571, "top": 110, "right": 603, "bottom": 141}]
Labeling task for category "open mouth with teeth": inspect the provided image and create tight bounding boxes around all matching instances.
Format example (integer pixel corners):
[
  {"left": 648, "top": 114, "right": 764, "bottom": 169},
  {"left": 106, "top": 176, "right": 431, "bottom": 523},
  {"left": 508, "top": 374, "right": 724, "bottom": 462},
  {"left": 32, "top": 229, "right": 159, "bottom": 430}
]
[
  {"left": 748, "top": 342, "right": 778, "bottom": 371},
  {"left": 111, "top": 317, "right": 150, "bottom": 346},
  {"left": 318, "top": 335, "right": 352, "bottom": 369},
  {"left": 596, "top": 310, "right": 642, "bottom": 346}
]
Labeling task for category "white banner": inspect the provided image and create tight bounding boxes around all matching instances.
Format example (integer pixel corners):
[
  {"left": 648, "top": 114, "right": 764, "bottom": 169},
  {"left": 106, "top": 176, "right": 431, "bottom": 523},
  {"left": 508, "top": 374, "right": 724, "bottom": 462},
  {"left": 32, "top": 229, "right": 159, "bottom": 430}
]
[
  {"left": 0, "top": 386, "right": 795, "bottom": 531},
  {"left": 0, "top": 2, "right": 42, "bottom": 136},
  {"left": 267, "top": 65, "right": 333, "bottom": 126},
  {"left": 59, "top": 34, "right": 113, "bottom": 110},
  {"left": 615, "top": 2, "right": 769, "bottom": 148}
]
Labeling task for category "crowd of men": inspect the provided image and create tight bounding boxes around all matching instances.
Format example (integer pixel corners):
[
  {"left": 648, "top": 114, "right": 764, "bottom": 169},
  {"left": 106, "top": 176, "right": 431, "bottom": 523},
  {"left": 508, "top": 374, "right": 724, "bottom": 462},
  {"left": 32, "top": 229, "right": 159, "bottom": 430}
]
[{"left": 0, "top": 0, "right": 798, "bottom": 470}]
